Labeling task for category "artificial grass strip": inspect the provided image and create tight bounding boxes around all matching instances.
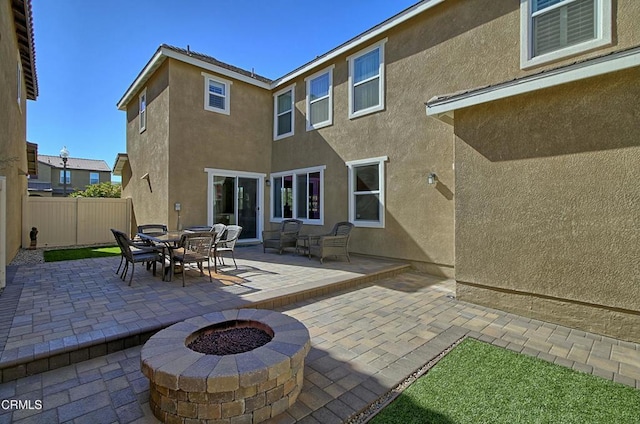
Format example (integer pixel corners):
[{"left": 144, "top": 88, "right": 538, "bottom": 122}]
[
  {"left": 371, "top": 338, "right": 640, "bottom": 424},
  {"left": 43, "top": 246, "right": 121, "bottom": 262}
]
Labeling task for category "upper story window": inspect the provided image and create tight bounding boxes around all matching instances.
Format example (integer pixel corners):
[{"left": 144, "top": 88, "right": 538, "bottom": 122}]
[
  {"left": 139, "top": 89, "right": 147, "bottom": 133},
  {"left": 305, "top": 66, "right": 334, "bottom": 131},
  {"left": 90, "top": 172, "right": 99, "bottom": 185},
  {"left": 60, "top": 170, "right": 71, "bottom": 184},
  {"left": 202, "top": 72, "right": 231, "bottom": 115},
  {"left": 17, "top": 56, "right": 22, "bottom": 110},
  {"left": 521, "top": 0, "right": 612, "bottom": 69},
  {"left": 273, "top": 84, "right": 295, "bottom": 140},
  {"left": 271, "top": 166, "right": 325, "bottom": 224},
  {"left": 347, "top": 39, "right": 387, "bottom": 119},
  {"left": 346, "top": 156, "right": 388, "bottom": 228}
]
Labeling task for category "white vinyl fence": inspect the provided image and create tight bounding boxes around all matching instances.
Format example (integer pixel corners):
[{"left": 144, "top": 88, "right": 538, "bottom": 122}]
[{"left": 22, "top": 197, "right": 131, "bottom": 248}]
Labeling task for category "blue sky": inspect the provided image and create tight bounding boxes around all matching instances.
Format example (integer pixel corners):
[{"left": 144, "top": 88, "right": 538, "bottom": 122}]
[{"left": 27, "top": 0, "right": 419, "bottom": 181}]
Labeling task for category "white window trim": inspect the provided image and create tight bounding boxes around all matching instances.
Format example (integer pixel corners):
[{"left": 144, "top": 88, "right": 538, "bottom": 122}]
[
  {"left": 202, "top": 72, "right": 232, "bottom": 115},
  {"left": 305, "top": 65, "right": 334, "bottom": 131},
  {"left": 139, "top": 88, "right": 147, "bottom": 133},
  {"left": 17, "top": 54, "right": 22, "bottom": 111},
  {"left": 520, "top": 0, "right": 612, "bottom": 69},
  {"left": 273, "top": 84, "right": 296, "bottom": 140},
  {"left": 346, "top": 156, "right": 388, "bottom": 228},
  {"left": 270, "top": 165, "right": 326, "bottom": 225},
  {"left": 347, "top": 39, "right": 387, "bottom": 119},
  {"left": 60, "top": 170, "right": 71, "bottom": 184},
  {"left": 90, "top": 172, "right": 100, "bottom": 185}
]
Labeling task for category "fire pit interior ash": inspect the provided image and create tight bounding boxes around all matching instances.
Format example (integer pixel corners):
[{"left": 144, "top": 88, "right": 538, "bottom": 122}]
[{"left": 187, "top": 319, "right": 274, "bottom": 355}]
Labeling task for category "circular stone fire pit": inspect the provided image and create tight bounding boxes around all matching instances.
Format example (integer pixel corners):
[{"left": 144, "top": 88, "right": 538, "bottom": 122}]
[{"left": 141, "top": 309, "right": 310, "bottom": 424}]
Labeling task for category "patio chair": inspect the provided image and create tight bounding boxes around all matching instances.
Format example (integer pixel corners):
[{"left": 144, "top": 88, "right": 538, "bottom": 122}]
[
  {"left": 215, "top": 225, "right": 242, "bottom": 269},
  {"left": 111, "top": 229, "right": 165, "bottom": 286},
  {"left": 262, "top": 219, "right": 303, "bottom": 254},
  {"left": 308, "top": 221, "right": 354, "bottom": 263},
  {"left": 172, "top": 231, "right": 215, "bottom": 286},
  {"left": 212, "top": 223, "right": 227, "bottom": 244},
  {"left": 137, "top": 224, "right": 168, "bottom": 237},
  {"left": 184, "top": 225, "right": 213, "bottom": 232}
]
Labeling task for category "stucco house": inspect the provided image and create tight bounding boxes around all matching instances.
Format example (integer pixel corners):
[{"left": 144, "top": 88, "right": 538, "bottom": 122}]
[
  {"left": 28, "top": 154, "right": 112, "bottom": 197},
  {"left": 0, "top": 0, "right": 38, "bottom": 272},
  {"left": 116, "top": 0, "right": 640, "bottom": 343}
]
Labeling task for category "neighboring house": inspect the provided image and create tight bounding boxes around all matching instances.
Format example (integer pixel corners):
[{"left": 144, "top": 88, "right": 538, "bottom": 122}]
[
  {"left": 0, "top": 0, "right": 38, "bottom": 269},
  {"left": 28, "top": 154, "right": 112, "bottom": 197},
  {"left": 116, "top": 0, "right": 640, "bottom": 343}
]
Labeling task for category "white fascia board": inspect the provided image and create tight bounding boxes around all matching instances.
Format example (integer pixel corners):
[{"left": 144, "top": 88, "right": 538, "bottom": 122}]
[
  {"left": 117, "top": 50, "right": 165, "bottom": 110},
  {"left": 427, "top": 48, "right": 640, "bottom": 117},
  {"left": 272, "top": 0, "right": 447, "bottom": 89},
  {"left": 161, "top": 47, "right": 271, "bottom": 90},
  {"left": 117, "top": 46, "right": 272, "bottom": 111}
]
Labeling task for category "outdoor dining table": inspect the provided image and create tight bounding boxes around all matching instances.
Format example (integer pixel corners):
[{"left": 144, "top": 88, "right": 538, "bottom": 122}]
[{"left": 137, "top": 231, "right": 184, "bottom": 282}]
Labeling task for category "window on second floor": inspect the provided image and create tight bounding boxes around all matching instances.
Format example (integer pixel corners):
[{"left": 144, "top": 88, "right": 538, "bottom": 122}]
[
  {"left": 271, "top": 166, "right": 325, "bottom": 224},
  {"left": 202, "top": 73, "right": 232, "bottom": 115},
  {"left": 347, "top": 39, "right": 387, "bottom": 119},
  {"left": 273, "top": 84, "right": 295, "bottom": 140},
  {"left": 520, "top": 0, "right": 612, "bottom": 69},
  {"left": 60, "top": 170, "right": 71, "bottom": 184},
  {"left": 90, "top": 172, "right": 99, "bottom": 185},
  {"left": 305, "top": 66, "right": 334, "bottom": 131},
  {"left": 139, "top": 89, "right": 147, "bottom": 133},
  {"left": 17, "top": 56, "right": 22, "bottom": 110}
]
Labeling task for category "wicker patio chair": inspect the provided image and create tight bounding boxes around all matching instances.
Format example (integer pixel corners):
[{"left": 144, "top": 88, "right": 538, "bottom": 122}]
[
  {"left": 308, "top": 221, "right": 354, "bottom": 263},
  {"left": 111, "top": 229, "right": 165, "bottom": 286},
  {"left": 212, "top": 223, "right": 227, "bottom": 244},
  {"left": 215, "top": 225, "right": 242, "bottom": 269},
  {"left": 136, "top": 224, "right": 168, "bottom": 237},
  {"left": 262, "top": 219, "right": 303, "bottom": 254},
  {"left": 172, "top": 231, "right": 215, "bottom": 286}
]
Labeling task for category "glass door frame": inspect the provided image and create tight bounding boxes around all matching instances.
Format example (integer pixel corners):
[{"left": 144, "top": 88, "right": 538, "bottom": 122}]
[{"left": 205, "top": 168, "right": 266, "bottom": 243}]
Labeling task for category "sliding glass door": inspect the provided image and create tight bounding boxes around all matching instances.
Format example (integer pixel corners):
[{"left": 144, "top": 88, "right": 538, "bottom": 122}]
[{"left": 207, "top": 169, "right": 264, "bottom": 241}]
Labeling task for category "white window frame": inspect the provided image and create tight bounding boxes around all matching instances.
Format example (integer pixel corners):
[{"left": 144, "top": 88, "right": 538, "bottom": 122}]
[
  {"left": 60, "top": 170, "right": 71, "bottom": 184},
  {"left": 520, "top": 0, "right": 612, "bottom": 69},
  {"left": 346, "top": 156, "right": 388, "bottom": 228},
  {"left": 202, "top": 72, "right": 232, "bottom": 115},
  {"left": 17, "top": 55, "right": 22, "bottom": 111},
  {"left": 139, "top": 88, "right": 147, "bottom": 133},
  {"left": 273, "top": 84, "right": 296, "bottom": 140},
  {"left": 347, "top": 39, "right": 387, "bottom": 119},
  {"left": 89, "top": 172, "right": 99, "bottom": 185},
  {"left": 305, "top": 66, "right": 334, "bottom": 131},
  {"left": 270, "top": 165, "right": 325, "bottom": 225}
]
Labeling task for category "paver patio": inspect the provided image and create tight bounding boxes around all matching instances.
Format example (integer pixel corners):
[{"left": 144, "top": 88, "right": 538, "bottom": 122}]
[{"left": 0, "top": 246, "right": 638, "bottom": 423}]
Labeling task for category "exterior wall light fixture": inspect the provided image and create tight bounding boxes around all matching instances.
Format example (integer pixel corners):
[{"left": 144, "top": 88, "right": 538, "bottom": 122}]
[{"left": 427, "top": 172, "right": 438, "bottom": 185}]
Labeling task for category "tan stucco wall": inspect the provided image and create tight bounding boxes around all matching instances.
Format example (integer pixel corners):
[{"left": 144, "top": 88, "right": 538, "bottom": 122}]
[
  {"left": 453, "top": 68, "right": 640, "bottom": 342},
  {"left": 122, "top": 61, "right": 170, "bottom": 233},
  {"left": 268, "top": 0, "right": 533, "bottom": 274},
  {"left": 0, "top": 0, "right": 29, "bottom": 262},
  {"left": 166, "top": 60, "right": 272, "bottom": 230}
]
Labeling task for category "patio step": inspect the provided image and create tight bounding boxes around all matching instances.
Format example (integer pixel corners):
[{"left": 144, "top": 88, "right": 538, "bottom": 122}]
[{"left": 0, "top": 262, "right": 412, "bottom": 383}]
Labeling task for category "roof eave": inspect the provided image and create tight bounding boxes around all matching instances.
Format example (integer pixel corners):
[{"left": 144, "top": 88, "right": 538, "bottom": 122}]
[
  {"left": 12, "top": 0, "right": 38, "bottom": 99},
  {"left": 426, "top": 46, "right": 640, "bottom": 120},
  {"left": 117, "top": 48, "right": 165, "bottom": 110},
  {"left": 112, "top": 153, "right": 128, "bottom": 176},
  {"left": 272, "top": 0, "right": 447, "bottom": 88},
  {"left": 117, "top": 45, "right": 274, "bottom": 110}
]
